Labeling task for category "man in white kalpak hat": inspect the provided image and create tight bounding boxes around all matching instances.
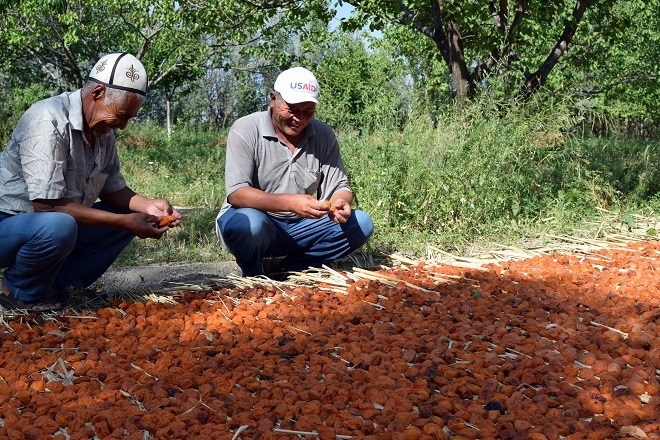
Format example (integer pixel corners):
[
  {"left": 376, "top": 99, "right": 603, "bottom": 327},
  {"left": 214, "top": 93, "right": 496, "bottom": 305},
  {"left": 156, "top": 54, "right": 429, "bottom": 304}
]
[
  {"left": 0, "top": 53, "right": 181, "bottom": 312},
  {"left": 216, "top": 66, "right": 373, "bottom": 277}
]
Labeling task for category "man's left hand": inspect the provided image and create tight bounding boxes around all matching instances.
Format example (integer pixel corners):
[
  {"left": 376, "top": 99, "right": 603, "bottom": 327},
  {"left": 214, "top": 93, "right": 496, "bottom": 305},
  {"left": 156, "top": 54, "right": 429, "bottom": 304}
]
[
  {"left": 145, "top": 199, "right": 182, "bottom": 228},
  {"left": 328, "top": 198, "right": 351, "bottom": 224}
]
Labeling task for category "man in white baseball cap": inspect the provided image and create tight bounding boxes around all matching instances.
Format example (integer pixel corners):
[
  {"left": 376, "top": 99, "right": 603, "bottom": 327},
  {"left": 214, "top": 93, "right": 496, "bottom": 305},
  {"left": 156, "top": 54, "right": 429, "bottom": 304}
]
[
  {"left": 0, "top": 53, "right": 181, "bottom": 312},
  {"left": 216, "top": 66, "right": 373, "bottom": 278},
  {"left": 273, "top": 66, "right": 319, "bottom": 104}
]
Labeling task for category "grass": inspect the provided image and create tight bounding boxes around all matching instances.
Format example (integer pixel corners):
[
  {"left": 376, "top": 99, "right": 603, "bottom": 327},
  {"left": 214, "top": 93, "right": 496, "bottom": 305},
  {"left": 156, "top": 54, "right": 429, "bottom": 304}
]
[
  {"left": 114, "top": 124, "right": 231, "bottom": 265},
  {"left": 116, "top": 123, "right": 227, "bottom": 208},
  {"left": 112, "top": 103, "right": 659, "bottom": 267}
]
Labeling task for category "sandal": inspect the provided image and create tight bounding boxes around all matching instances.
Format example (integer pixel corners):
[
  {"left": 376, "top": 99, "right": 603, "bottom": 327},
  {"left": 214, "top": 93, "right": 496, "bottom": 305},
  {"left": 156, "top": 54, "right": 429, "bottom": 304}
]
[{"left": 1, "top": 278, "right": 66, "bottom": 312}]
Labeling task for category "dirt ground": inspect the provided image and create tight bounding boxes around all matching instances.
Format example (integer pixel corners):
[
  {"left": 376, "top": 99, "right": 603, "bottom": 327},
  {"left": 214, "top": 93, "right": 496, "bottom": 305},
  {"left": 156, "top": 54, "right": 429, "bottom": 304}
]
[{"left": 92, "top": 261, "right": 242, "bottom": 295}]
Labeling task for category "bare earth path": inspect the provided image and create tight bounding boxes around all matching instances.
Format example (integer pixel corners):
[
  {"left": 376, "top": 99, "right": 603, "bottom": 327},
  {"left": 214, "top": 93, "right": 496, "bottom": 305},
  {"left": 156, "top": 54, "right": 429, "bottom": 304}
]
[{"left": 93, "top": 261, "right": 242, "bottom": 295}]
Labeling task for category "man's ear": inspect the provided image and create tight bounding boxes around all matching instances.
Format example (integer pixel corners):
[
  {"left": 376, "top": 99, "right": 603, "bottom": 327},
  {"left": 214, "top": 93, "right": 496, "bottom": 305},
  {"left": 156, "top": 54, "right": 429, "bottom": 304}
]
[{"left": 91, "top": 84, "right": 106, "bottom": 101}]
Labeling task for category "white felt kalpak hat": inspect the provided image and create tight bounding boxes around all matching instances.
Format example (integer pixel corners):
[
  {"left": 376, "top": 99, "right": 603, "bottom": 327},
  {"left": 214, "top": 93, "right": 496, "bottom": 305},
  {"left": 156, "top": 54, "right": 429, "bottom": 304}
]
[
  {"left": 88, "top": 53, "right": 148, "bottom": 96},
  {"left": 274, "top": 67, "right": 319, "bottom": 104}
]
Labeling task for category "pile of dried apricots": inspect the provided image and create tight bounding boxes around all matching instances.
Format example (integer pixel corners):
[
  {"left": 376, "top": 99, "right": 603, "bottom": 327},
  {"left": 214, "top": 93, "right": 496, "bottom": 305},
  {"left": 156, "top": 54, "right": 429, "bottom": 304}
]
[{"left": 0, "top": 241, "right": 657, "bottom": 439}]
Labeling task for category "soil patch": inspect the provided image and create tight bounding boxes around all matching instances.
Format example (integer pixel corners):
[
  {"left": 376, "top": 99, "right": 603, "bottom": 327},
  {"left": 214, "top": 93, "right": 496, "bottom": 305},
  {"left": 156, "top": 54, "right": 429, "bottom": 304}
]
[{"left": 92, "top": 261, "right": 241, "bottom": 295}]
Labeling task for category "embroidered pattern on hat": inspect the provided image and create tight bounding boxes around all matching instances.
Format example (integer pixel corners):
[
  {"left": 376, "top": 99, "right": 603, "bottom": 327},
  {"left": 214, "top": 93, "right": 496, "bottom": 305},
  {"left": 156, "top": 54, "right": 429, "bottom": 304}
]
[
  {"left": 126, "top": 65, "right": 140, "bottom": 83},
  {"left": 88, "top": 53, "right": 148, "bottom": 95},
  {"left": 96, "top": 60, "right": 108, "bottom": 74}
]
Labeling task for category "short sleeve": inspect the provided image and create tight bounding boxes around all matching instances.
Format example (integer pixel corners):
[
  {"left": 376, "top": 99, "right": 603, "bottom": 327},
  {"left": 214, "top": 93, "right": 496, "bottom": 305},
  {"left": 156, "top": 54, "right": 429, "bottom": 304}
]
[{"left": 19, "top": 114, "right": 70, "bottom": 201}]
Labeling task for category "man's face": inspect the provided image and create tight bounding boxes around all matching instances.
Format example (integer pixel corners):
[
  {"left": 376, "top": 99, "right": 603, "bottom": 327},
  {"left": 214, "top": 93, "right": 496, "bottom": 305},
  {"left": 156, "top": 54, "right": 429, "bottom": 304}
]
[
  {"left": 270, "top": 93, "right": 316, "bottom": 139},
  {"left": 89, "top": 88, "right": 143, "bottom": 136}
]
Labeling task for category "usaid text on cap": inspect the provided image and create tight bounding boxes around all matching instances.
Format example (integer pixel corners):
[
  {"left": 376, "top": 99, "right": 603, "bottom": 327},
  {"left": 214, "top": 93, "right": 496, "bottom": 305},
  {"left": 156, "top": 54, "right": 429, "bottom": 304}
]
[{"left": 289, "top": 82, "right": 317, "bottom": 92}]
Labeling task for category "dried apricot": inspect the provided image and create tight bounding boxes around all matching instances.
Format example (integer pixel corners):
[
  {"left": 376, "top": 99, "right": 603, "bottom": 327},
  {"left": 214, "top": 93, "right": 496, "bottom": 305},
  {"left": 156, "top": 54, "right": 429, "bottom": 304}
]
[
  {"left": 322, "top": 200, "right": 338, "bottom": 211},
  {"left": 0, "top": 240, "right": 657, "bottom": 438},
  {"left": 158, "top": 214, "right": 176, "bottom": 227}
]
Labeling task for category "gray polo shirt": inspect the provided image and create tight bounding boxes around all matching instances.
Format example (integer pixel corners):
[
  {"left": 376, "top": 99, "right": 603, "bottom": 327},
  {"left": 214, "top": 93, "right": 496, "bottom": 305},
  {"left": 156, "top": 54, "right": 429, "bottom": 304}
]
[
  {"left": 0, "top": 90, "right": 126, "bottom": 215},
  {"left": 219, "top": 110, "right": 352, "bottom": 220}
]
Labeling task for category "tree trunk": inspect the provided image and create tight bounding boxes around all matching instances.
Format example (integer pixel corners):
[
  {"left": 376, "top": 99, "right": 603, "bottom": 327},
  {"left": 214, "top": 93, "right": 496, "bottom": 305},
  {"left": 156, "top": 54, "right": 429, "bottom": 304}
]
[
  {"left": 166, "top": 98, "right": 172, "bottom": 139},
  {"left": 517, "top": 0, "right": 593, "bottom": 100},
  {"left": 445, "top": 18, "right": 472, "bottom": 99},
  {"left": 434, "top": 1, "right": 474, "bottom": 100}
]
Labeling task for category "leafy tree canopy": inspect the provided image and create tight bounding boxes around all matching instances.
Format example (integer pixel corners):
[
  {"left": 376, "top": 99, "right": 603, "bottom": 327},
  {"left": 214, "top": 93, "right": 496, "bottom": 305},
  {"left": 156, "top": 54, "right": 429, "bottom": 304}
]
[{"left": 332, "top": 0, "right": 625, "bottom": 101}]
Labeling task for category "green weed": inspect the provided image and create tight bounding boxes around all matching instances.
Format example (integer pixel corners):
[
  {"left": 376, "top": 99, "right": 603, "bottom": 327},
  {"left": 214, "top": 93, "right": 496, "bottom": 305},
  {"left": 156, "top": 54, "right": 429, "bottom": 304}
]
[{"left": 112, "top": 103, "right": 659, "bottom": 266}]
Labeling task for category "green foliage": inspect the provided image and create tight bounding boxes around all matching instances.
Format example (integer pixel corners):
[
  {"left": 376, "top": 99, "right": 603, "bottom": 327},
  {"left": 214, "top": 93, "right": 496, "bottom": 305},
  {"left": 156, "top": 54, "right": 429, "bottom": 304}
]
[
  {"left": 574, "top": 137, "right": 660, "bottom": 202},
  {"left": 339, "top": 97, "right": 658, "bottom": 251},
  {"left": 158, "top": 63, "right": 266, "bottom": 130},
  {"left": 313, "top": 33, "right": 411, "bottom": 132},
  {"left": 560, "top": 0, "right": 660, "bottom": 134},
  {"left": 338, "top": 0, "right": 614, "bottom": 99},
  {"left": 1, "top": 0, "right": 124, "bottom": 88},
  {"left": 0, "top": 80, "right": 52, "bottom": 147},
  {"left": 2, "top": 1, "right": 657, "bottom": 267},
  {"left": 116, "top": 123, "right": 226, "bottom": 208},
  {"left": 2, "top": 0, "right": 658, "bottom": 135},
  {"left": 0, "top": 0, "right": 224, "bottom": 95},
  {"left": 109, "top": 103, "right": 658, "bottom": 264}
]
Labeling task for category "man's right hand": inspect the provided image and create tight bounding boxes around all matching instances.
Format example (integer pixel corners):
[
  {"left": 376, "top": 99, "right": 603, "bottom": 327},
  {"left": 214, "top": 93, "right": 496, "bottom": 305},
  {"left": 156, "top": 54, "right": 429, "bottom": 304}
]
[
  {"left": 291, "top": 194, "right": 333, "bottom": 219},
  {"left": 121, "top": 213, "right": 166, "bottom": 238}
]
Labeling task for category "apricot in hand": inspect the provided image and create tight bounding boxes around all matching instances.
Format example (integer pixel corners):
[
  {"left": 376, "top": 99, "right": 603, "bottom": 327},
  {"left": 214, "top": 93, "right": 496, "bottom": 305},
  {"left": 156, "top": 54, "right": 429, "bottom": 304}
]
[
  {"left": 158, "top": 215, "right": 177, "bottom": 227},
  {"left": 322, "top": 200, "right": 337, "bottom": 211}
]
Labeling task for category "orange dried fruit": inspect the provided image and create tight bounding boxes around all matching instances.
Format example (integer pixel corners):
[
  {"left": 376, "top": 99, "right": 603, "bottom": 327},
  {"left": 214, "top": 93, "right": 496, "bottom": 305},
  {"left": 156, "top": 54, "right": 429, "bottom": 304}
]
[
  {"left": 404, "top": 426, "right": 423, "bottom": 440},
  {"left": 0, "top": 240, "right": 658, "bottom": 438},
  {"left": 322, "top": 200, "right": 338, "bottom": 211},
  {"left": 158, "top": 214, "right": 176, "bottom": 227}
]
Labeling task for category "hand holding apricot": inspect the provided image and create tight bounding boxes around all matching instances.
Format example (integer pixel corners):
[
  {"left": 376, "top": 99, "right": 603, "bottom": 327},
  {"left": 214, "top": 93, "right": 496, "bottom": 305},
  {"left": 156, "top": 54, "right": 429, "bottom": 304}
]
[
  {"left": 322, "top": 200, "right": 338, "bottom": 212},
  {"left": 158, "top": 214, "right": 177, "bottom": 227}
]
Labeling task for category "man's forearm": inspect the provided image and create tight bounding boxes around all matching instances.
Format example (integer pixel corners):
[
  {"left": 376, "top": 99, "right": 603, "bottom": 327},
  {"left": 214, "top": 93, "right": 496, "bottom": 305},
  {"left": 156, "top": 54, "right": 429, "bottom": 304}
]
[
  {"left": 32, "top": 198, "right": 126, "bottom": 228},
  {"left": 228, "top": 187, "right": 296, "bottom": 213},
  {"left": 100, "top": 187, "right": 144, "bottom": 212}
]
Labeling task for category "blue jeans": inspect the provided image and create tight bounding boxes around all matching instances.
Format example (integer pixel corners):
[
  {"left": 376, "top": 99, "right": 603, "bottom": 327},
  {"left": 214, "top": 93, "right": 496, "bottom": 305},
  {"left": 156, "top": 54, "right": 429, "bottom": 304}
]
[
  {"left": 217, "top": 207, "right": 374, "bottom": 277},
  {"left": 0, "top": 204, "right": 135, "bottom": 302}
]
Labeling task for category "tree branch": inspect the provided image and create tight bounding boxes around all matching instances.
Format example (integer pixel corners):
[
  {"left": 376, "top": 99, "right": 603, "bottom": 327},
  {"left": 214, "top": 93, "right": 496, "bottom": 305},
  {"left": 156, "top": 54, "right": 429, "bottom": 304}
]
[
  {"left": 499, "top": 0, "right": 509, "bottom": 29},
  {"left": 488, "top": 0, "right": 505, "bottom": 33},
  {"left": 471, "top": 0, "right": 527, "bottom": 83},
  {"left": 437, "top": 0, "right": 473, "bottom": 98},
  {"left": 576, "top": 72, "right": 658, "bottom": 97},
  {"left": 518, "top": 0, "right": 593, "bottom": 100},
  {"left": 429, "top": 0, "right": 451, "bottom": 66}
]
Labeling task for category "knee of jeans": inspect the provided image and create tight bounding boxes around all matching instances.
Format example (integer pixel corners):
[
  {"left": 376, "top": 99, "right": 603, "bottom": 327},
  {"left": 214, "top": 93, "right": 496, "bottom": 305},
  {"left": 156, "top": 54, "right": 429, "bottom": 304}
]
[
  {"left": 224, "top": 215, "right": 273, "bottom": 242},
  {"left": 41, "top": 213, "right": 78, "bottom": 252},
  {"left": 353, "top": 210, "right": 374, "bottom": 238}
]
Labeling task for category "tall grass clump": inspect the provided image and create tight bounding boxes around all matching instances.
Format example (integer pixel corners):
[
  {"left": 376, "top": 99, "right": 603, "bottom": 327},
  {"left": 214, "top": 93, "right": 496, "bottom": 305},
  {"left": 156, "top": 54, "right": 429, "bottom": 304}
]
[
  {"left": 116, "top": 122, "right": 227, "bottom": 208},
  {"left": 113, "top": 123, "right": 230, "bottom": 265},
  {"left": 111, "top": 102, "right": 658, "bottom": 265},
  {"left": 573, "top": 137, "right": 660, "bottom": 204},
  {"left": 340, "top": 97, "right": 636, "bottom": 253}
]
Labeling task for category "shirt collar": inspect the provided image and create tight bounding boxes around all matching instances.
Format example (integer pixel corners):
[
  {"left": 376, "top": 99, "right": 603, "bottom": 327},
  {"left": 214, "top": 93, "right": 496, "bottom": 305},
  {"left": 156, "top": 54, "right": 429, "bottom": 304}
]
[
  {"left": 69, "top": 89, "right": 85, "bottom": 132},
  {"left": 259, "top": 109, "right": 278, "bottom": 139}
]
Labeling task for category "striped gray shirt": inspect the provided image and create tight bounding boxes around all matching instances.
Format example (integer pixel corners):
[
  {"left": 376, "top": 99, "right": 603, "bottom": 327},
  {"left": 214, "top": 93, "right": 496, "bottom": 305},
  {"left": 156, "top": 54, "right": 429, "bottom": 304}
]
[{"left": 0, "top": 90, "right": 126, "bottom": 215}]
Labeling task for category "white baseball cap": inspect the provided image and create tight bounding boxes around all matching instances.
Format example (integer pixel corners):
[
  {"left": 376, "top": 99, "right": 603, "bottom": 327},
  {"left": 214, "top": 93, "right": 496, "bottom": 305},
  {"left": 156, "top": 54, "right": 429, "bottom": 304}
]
[
  {"left": 88, "top": 53, "right": 148, "bottom": 96},
  {"left": 273, "top": 67, "right": 319, "bottom": 104}
]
